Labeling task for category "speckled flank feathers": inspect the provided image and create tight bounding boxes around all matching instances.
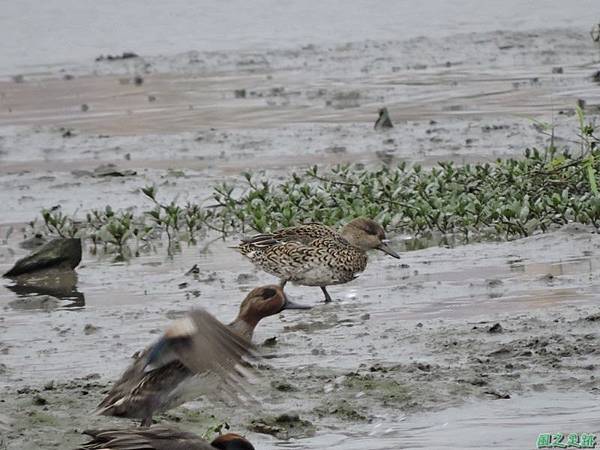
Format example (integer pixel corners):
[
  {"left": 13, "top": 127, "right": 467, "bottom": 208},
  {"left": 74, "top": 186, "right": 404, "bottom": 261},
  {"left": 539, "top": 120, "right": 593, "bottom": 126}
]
[{"left": 236, "top": 217, "right": 400, "bottom": 302}]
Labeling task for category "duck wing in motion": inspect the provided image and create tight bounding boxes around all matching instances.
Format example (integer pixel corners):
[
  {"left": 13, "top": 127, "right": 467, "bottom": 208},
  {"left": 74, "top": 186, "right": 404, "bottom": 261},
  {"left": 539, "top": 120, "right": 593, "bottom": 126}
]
[{"left": 97, "top": 309, "right": 258, "bottom": 425}]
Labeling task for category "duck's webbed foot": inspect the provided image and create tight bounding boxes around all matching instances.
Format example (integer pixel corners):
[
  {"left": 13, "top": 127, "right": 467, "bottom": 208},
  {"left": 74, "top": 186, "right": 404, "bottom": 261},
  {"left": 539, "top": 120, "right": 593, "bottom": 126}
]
[
  {"left": 320, "top": 286, "right": 332, "bottom": 303},
  {"left": 140, "top": 416, "right": 153, "bottom": 427}
]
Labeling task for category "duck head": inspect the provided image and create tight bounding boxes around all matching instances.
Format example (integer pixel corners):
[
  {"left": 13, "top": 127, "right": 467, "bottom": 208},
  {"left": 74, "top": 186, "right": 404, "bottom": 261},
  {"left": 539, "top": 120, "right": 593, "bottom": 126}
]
[
  {"left": 211, "top": 433, "right": 255, "bottom": 450},
  {"left": 341, "top": 217, "right": 400, "bottom": 258},
  {"left": 232, "top": 285, "right": 311, "bottom": 339}
]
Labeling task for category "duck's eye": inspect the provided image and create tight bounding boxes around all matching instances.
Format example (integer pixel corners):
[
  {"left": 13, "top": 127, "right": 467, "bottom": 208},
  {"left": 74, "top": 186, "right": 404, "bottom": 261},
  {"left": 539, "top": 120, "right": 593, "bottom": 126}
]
[{"left": 260, "top": 288, "right": 277, "bottom": 299}]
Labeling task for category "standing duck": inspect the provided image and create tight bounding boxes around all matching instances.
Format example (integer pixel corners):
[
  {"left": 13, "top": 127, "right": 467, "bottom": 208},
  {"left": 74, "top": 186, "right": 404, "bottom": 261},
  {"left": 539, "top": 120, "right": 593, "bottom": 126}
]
[
  {"left": 78, "top": 426, "right": 254, "bottom": 450},
  {"left": 97, "top": 286, "right": 310, "bottom": 426},
  {"left": 235, "top": 217, "right": 400, "bottom": 302}
]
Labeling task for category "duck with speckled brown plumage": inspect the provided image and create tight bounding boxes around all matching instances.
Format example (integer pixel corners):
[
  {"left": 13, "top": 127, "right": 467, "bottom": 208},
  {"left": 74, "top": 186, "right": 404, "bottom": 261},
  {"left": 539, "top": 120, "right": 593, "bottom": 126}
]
[
  {"left": 97, "top": 286, "right": 310, "bottom": 427},
  {"left": 78, "top": 426, "right": 255, "bottom": 450},
  {"left": 235, "top": 217, "right": 400, "bottom": 303}
]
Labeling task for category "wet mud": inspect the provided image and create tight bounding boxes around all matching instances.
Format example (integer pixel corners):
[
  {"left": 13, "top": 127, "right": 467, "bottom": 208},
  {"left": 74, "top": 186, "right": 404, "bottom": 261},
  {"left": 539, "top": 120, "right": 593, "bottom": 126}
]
[{"left": 1, "top": 24, "right": 600, "bottom": 450}]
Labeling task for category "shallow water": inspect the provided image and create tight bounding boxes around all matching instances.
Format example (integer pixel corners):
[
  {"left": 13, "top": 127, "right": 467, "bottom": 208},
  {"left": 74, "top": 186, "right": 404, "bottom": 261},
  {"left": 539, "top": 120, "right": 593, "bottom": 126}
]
[
  {"left": 1, "top": 0, "right": 599, "bottom": 76},
  {"left": 2, "top": 4, "right": 600, "bottom": 449},
  {"left": 2, "top": 225, "right": 599, "bottom": 380},
  {"left": 268, "top": 392, "right": 600, "bottom": 449}
]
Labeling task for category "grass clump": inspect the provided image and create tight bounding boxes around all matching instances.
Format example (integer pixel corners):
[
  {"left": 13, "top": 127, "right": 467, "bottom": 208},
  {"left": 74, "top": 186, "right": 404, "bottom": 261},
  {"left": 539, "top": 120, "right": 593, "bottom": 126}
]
[{"left": 29, "top": 116, "right": 599, "bottom": 257}]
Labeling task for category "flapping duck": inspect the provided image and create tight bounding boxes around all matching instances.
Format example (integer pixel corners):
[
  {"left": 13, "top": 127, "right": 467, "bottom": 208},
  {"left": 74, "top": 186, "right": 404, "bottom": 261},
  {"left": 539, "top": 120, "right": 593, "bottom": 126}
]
[{"left": 97, "top": 286, "right": 309, "bottom": 426}]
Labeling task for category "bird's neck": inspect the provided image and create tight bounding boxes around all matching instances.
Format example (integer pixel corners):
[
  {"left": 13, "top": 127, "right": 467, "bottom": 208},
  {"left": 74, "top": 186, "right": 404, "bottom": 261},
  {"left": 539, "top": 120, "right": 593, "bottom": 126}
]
[{"left": 228, "top": 315, "right": 259, "bottom": 340}]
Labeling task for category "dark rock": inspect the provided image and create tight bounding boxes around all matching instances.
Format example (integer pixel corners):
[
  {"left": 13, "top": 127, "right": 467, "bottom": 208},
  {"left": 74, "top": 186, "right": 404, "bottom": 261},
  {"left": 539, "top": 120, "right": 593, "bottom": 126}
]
[
  {"left": 134, "top": 76, "right": 144, "bottom": 86},
  {"left": 552, "top": 67, "right": 563, "bottom": 74},
  {"left": 249, "top": 413, "right": 315, "bottom": 439},
  {"left": 185, "top": 264, "right": 200, "bottom": 275},
  {"left": 19, "top": 234, "right": 47, "bottom": 250},
  {"left": 61, "top": 128, "right": 74, "bottom": 138},
  {"left": 488, "top": 323, "right": 503, "bottom": 333},
  {"left": 4, "top": 238, "right": 82, "bottom": 277},
  {"left": 80, "top": 104, "right": 89, "bottom": 112},
  {"left": 33, "top": 395, "right": 47, "bottom": 406},
  {"left": 95, "top": 52, "right": 139, "bottom": 62},
  {"left": 484, "top": 390, "right": 510, "bottom": 399},
  {"left": 92, "top": 164, "right": 136, "bottom": 177},
  {"left": 271, "top": 381, "right": 297, "bottom": 392},
  {"left": 84, "top": 324, "right": 99, "bottom": 335},
  {"left": 262, "top": 336, "right": 277, "bottom": 347},
  {"left": 374, "top": 107, "right": 393, "bottom": 130},
  {"left": 234, "top": 89, "right": 246, "bottom": 98}
]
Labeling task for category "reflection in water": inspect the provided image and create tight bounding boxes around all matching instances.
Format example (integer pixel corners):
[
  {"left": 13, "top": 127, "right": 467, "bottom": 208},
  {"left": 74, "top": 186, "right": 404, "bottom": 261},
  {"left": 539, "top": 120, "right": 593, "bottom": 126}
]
[{"left": 4, "top": 269, "right": 85, "bottom": 309}]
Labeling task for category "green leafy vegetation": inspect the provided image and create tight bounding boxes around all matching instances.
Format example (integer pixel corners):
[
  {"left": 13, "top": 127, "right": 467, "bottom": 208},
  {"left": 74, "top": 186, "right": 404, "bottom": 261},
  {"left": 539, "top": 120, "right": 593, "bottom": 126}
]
[{"left": 28, "top": 116, "right": 599, "bottom": 257}]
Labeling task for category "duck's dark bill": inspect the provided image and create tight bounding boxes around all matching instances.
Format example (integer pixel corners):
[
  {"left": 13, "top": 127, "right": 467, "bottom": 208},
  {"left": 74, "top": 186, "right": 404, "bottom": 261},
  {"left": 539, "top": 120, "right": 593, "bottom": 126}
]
[{"left": 377, "top": 242, "right": 400, "bottom": 259}]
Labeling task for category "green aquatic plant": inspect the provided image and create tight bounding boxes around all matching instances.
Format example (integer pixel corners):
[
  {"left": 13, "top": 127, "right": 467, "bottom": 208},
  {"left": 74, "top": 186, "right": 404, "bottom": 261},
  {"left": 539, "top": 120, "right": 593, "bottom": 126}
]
[{"left": 28, "top": 115, "right": 600, "bottom": 257}]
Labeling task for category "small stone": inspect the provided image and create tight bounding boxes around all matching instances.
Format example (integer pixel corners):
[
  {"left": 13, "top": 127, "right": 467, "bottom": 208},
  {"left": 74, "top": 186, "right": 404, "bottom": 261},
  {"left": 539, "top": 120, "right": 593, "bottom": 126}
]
[
  {"left": 185, "top": 264, "right": 200, "bottom": 275},
  {"left": 276, "top": 413, "right": 299, "bottom": 423},
  {"left": 271, "top": 381, "right": 296, "bottom": 392},
  {"left": 488, "top": 323, "right": 503, "bottom": 333},
  {"left": 374, "top": 107, "right": 393, "bottom": 130},
  {"left": 484, "top": 390, "right": 510, "bottom": 399},
  {"left": 33, "top": 395, "right": 47, "bottom": 406},
  {"left": 84, "top": 324, "right": 99, "bottom": 335},
  {"left": 262, "top": 337, "right": 277, "bottom": 347},
  {"left": 552, "top": 67, "right": 563, "bottom": 74},
  {"left": 81, "top": 104, "right": 89, "bottom": 112},
  {"left": 585, "top": 313, "right": 600, "bottom": 322}
]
